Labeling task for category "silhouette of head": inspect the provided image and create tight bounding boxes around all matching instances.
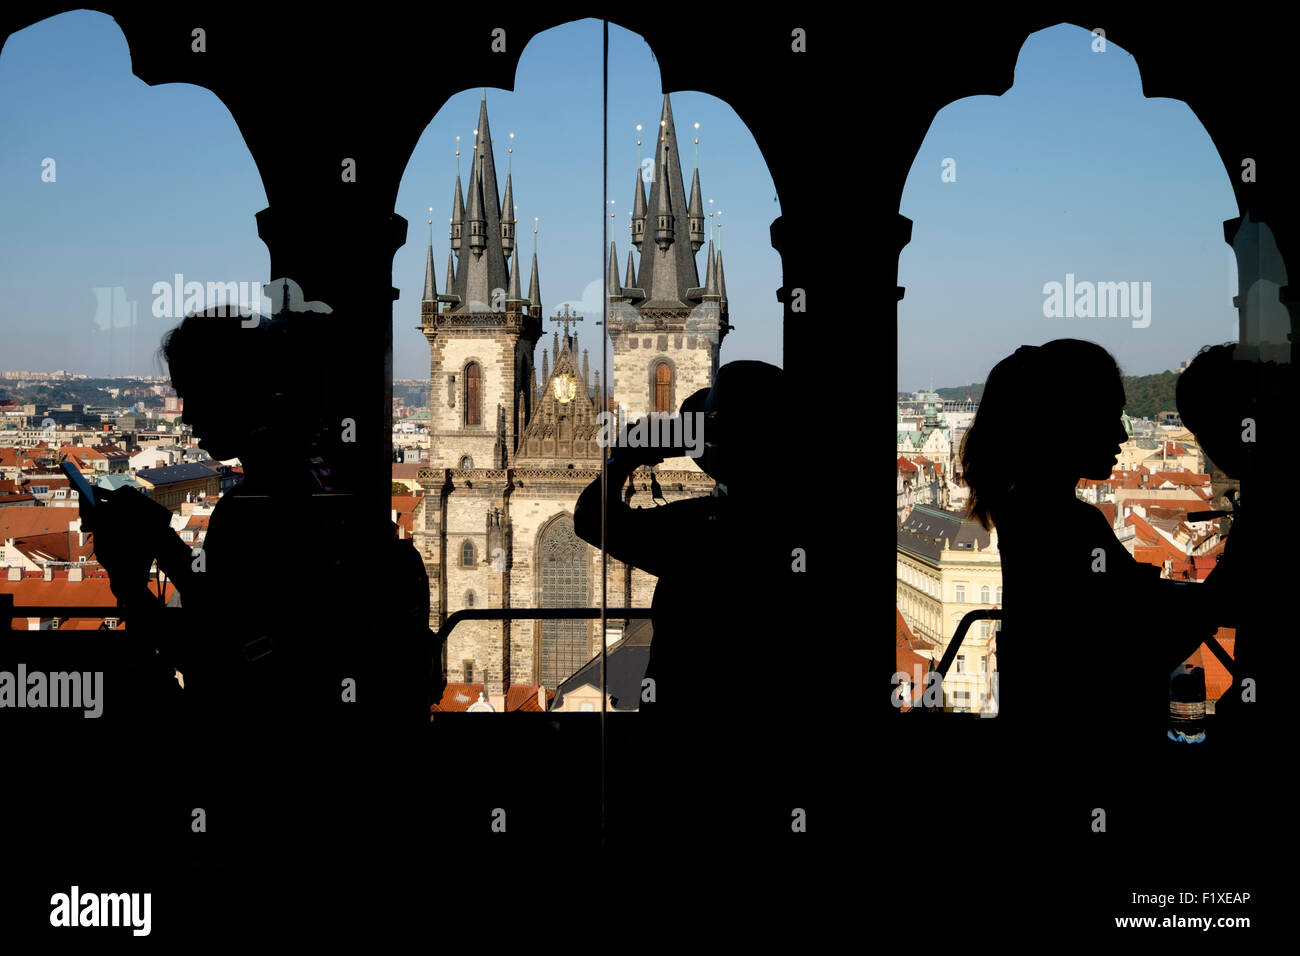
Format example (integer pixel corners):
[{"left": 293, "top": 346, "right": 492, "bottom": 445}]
[
  {"left": 1175, "top": 343, "right": 1260, "bottom": 479},
  {"left": 159, "top": 310, "right": 286, "bottom": 461},
  {"left": 961, "top": 339, "right": 1127, "bottom": 529},
  {"left": 699, "top": 360, "right": 786, "bottom": 488}
]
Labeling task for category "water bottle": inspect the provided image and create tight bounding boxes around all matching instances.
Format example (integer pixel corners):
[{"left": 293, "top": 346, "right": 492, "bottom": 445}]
[{"left": 1168, "top": 664, "right": 1206, "bottom": 744}]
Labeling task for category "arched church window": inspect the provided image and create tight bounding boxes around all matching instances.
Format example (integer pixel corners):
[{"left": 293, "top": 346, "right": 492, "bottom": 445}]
[
  {"left": 538, "top": 515, "right": 590, "bottom": 688},
  {"left": 465, "top": 363, "right": 482, "bottom": 426},
  {"left": 461, "top": 540, "right": 475, "bottom": 567},
  {"left": 460, "top": 455, "right": 473, "bottom": 469},
  {"left": 653, "top": 362, "right": 672, "bottom": 413}
]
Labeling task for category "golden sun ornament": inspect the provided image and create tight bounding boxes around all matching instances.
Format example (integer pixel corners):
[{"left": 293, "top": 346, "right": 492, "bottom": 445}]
[{"left": 552, "top": 373, "right": 577, "bottom": 404}]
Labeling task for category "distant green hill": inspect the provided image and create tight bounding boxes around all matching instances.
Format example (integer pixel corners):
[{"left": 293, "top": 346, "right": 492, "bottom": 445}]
[
  {"left": 900, "top": 370, "right": 1179, "bottom": 420},
  {"left": 1119, "top": 370, "right": 1179, "bottom": 420}
]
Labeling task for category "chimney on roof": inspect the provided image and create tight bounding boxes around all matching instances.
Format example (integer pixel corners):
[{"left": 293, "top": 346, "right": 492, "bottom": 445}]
[
  {"left": 43, "top": 565, "right": 53, "bottom": 582},
  {"left": 68, "top": 565, "right": 82, "bottom": 583},
  {"left": 7, "top": 567, "right": 20, "bottom": 582}
]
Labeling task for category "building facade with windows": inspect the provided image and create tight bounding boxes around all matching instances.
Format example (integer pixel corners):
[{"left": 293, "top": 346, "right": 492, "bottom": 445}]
[
  {"left": 415, "top": 92, "right": 725, "bottom": 700},
  {"left": 897, "top": 503, "right": 1002, "bottom": 713}
]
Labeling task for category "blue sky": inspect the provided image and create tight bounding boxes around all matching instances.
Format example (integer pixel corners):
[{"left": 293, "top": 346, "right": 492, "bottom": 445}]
[
  {"left": 0, "top": 13, "right": 782, "bottom": 382},
  {"left": 898, "top": 23, "right": 1241, "bottom": 392}
]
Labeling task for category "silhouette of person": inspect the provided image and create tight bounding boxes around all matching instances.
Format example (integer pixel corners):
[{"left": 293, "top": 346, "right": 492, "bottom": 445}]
[
  {"left": 574, "top": 360, "right": 808, "bottom": 852},
  {"left": 78, "top": 306, "right": 436, "bottom": 897},
  {"left": 80, "top": 308, "right": 434, "bottom": 736},
  {"left": 1175, "top": 342, "right": 1283, "bottom": 728},
  {"left": 959, "top": 340, "right": 1214, "bottom": 764}
]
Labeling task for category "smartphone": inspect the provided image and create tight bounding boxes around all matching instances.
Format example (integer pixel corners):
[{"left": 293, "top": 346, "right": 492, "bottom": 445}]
[{"left": 60, "top": 460, "right": 98, "bottom": 509}]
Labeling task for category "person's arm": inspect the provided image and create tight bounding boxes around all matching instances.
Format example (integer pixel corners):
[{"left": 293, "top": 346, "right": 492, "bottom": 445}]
[{"left": 574, "top": 438, "right": 679, "bottom": 578}]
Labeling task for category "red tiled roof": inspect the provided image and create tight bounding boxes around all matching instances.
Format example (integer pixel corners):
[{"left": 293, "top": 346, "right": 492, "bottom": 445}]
[
  {"left": 895, "top": 610, "right": 931, "bottom": 711},
  {"left": 59, "top": 617, "right": 106, "bottom": 630},
  {"left": 1181, "top": 628, "right": 1235, "bottom": 702},
  {"left": 431, "top": 682, "right": 486, "bottom": 712},
  {"left": 431, "top": 682, "right": 557, "bottom": 712},
  {"left": 1148, "top": 471, "right": 1210, "bottom": 487},
  {"left": 1094, "top": 502, "right": 1117, "bottom": 527},
  {"left": 505, "top": 684, "right": 555, "bottom": 712},
  {"left": 0, "top": 506, "right": 80, "bottom": 540},
  {"left": 11, "top": 530, "right": 95, "bottom": 563},
  {"left": 897, "top": 457, "right": 918, "bottom": 473}
]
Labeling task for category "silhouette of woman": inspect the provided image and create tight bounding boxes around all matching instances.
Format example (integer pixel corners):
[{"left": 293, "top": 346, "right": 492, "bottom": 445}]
[{"left": 960, "top": 339, "right": 1212, "bottom": 758}]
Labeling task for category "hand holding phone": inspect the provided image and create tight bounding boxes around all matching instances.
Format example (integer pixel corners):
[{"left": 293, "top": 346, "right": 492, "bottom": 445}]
[{"left": 61, "top": 460, "right": 98, "bottom": 510}]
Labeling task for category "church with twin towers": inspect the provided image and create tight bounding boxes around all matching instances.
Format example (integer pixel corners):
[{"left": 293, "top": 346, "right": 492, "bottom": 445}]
[{"left": 415, "top": 89, "right": 731, "bottom": 702}]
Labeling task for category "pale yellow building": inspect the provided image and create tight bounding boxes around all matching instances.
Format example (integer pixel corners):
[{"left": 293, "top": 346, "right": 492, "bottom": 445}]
[{"left": 897, "top": 504, "right": 1002, "bottom": 714}]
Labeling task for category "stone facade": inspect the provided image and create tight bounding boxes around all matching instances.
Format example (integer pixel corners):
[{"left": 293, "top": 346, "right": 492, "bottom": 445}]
[{"left": 416, "top": 92, "right": 725, "bottom": 696}]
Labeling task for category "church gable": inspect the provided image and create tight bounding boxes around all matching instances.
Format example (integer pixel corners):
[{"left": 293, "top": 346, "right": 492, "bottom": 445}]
[{"left": 516, "top": 334, "right": 602, "bottom": 466}]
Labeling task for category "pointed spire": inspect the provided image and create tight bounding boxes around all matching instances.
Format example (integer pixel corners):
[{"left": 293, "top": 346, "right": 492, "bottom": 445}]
[
  {"left": 703, "top": 238, "right": 719, "bottom": 298},
  {"left": 634, "top": 94, "right": 700, "bottom": 308},
  {"left": 552, "top": 329, "right": 559, "bottom": 363},
  {"left": 581, "top": 349, "right": 590, "bottom": 386},
  {"left": 532, "top": 362, "right": 540, "bottom": 399},
  {"left": 450, "top": 175, "right": 465, "bottom": 253},
  {"left": 625, "top": 249, "right": 636, "bottom": 289},
  {"left": 631, "top": 168, "right": 647, "bottom": 249},
  {"left": 541, "top": 348, "right": 549, "bottom": 385},
  {"left": 423, "top": 240, "right": 437, "bottom": 302},
  {"left": 715, "top": 246, "right": 727, "bottom": 303},
  {"left": 507, "top": 246, "right": 523, "bottom": 303},
  {"left": 500, "top": 172, "right": 516, "bottom": 258},
  {"left": 445, "top": 250, "right": 455, "bottom": 295},
  {"left": 592, "top": 369, "right": 601, "bottom": 409},
  {"left": 528, "top": 248, "right": 541, "bottom": 312},
  {"left": 688, "top": 167, "right": 705, "bottom": 252},
  {"left": 607, "top": 240, "right": 622, "bottom": 299}
]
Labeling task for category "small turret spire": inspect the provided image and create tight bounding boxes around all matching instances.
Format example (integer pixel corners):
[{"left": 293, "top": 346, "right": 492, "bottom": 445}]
[
  {"left": 465, "top": 155, "right": 486, "bottom": 258},
  {"left": 582, "top": 348, "right": 590, "bottom": 386},
  {"left": 688, "top": 167, "right": 705, "bottom": 252},
  {"left": 507, "top": 246, "right": 523, "bottom": 303},
  {"left": 422, "top": 236, "right": 437, "bottom": 302},
  {"left": 631, "top": 168, "right": 647, "bottom": 249},
  {"left": 449, "top": 174, "right": 465, "bottom": 253},
  {"left": 607, "top": 240, "right": 622, "bottom": 298},
  {"left": 500, "top": 172, "right": 516, "bottom": 257},
  {"left": 703, "top": 238, "right": 719, "bottom": 298},
  {"left": 715, "top": 246, "right": 727, "bottom": 303},
  {"left": 653, "top": 133, "right": 675, "bottom": 250},
  {"left": 625, "top": 249, "right": 636, "bottom": 288},
  {"left": 444, "top": 250, "right": 455, "bottom": 297},
  {"left": 541, "top": 347, "right": 549, "bottom": 385}
]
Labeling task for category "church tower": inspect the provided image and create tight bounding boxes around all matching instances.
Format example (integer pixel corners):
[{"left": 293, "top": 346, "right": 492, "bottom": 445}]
[
  {"left": 421, "top": 90, "right": 543, "bottom": 470},
  {"left": 606, "top": 95, "right": 729, "bottom": 441}
]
